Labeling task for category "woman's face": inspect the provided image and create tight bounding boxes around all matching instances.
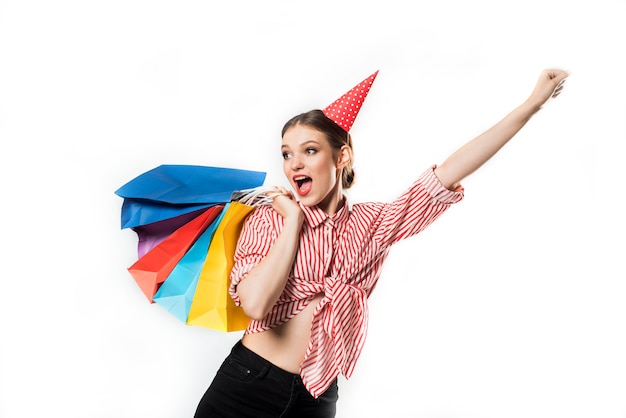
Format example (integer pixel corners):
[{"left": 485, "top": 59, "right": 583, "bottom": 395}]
[{"left": 281, "top": 124, "right": 349, "bottom": 214}]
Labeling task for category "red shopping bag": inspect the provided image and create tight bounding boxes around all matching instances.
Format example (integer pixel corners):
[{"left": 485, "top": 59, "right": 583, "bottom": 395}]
[{"left": 127, "top": 205, "right": 224, "bottom": 302}]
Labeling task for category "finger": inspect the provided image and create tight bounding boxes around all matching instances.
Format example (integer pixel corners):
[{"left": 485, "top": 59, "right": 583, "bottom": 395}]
[
  {"left": 546, "top": 68, "right": 569, "bottom": 77},
  {"left": 543, "top": 70, "right": 569, "bottom": 92},
  {"left": 268, "top": 192, "right": 283, "bottom": 199},
  {"left": 280, "top": 191, "right": 297, "bottom": 201},
  {"left": 551, "top": 81, "right": 566, "bottom": 98},
  {"left": 266, "top": 190, "right": 284, "bottom": 199},
  {"left": 554, "top": 70, "right": 570, "bottom": 84},
  {"left": 552, "top": 88, "right": 564, "bottom": 98},
  {"left": 267, "top": 188, "right": 294, "bottom": 201},
  {"left": 277, "top": 186, "right": 293, "bottom": 196}
]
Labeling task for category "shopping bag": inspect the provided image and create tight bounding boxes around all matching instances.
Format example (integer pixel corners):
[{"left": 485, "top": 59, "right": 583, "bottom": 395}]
[
  {"left": 127, "top": 205, "right": 224, "bottom": 302},
  {"left": 132, "top": 208, "right": 209, "bottom": 258},
  {"left": 187, "top": 202, "right": 253, "bottom": 332},
  {"left": 152, "top": 208, "right": 227, "bottom": 324},
  {"left": 115, "top": 165, "right": 266, "bottom": 229},
  {"left": 120, "top": 198, "right": 214, "bottom": 230},
  {"left": 115, "top": 165, "right": 267, "bottom": 204}
]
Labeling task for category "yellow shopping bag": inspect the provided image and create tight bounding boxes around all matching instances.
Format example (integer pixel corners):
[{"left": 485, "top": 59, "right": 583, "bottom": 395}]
[{"left": 187, "top": 202, "right": 253, "bottom": 332}]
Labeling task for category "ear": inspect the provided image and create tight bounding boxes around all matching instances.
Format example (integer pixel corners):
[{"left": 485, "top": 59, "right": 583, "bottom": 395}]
[{"left": 336, "top": 145, "right": 352, "bottom": 170}]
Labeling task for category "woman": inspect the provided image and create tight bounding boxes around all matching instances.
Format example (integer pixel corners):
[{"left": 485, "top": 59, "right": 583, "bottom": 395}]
[{"left": 194, "top": 68, "right": 569, "bottom": 417}]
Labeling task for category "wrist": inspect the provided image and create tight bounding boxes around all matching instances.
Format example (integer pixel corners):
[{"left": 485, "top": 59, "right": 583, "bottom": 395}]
[
  {"left": 520, "top": 98, "right": 543, "bottom": 116},
  {"left": 283, "top": 210, "right": 304, "bottom": 228}
]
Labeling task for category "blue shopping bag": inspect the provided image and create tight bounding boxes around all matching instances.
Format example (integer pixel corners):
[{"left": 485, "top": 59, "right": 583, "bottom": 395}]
[{"left": 115, "top": 165, "right": 266, "bottom": 228}]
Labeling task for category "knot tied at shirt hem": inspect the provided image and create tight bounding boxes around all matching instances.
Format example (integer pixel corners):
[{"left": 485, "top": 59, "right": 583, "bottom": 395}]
[{"left": 300, "top": 276, "right": 369, "bottom": 398}]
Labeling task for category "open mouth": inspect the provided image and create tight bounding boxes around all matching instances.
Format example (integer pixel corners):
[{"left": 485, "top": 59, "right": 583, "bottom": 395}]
[{"left": 294, "top": 175, "right": 312, "bottom": 195}]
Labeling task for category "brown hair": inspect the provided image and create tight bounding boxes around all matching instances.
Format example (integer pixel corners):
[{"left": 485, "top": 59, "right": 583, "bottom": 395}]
[{"left": 281, "top": 109, "right": 356, "bottom": 189}]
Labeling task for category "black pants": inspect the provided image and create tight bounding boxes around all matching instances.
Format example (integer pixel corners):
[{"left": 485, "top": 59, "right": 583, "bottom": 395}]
[{"left": 194, "top": 340, "right": 338, "bottom": 418}]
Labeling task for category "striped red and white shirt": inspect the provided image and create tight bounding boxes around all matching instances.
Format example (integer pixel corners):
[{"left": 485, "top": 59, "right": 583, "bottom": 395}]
[{"left": 230, "top": 166, "right": 464, "bottom": 398}]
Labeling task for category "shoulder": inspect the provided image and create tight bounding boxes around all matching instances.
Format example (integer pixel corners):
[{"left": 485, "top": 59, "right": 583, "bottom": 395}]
[
  {"left": 349, "top": 166, "right": 464, "bottom": 215},
  {"left": 347, "top": 201, "right": 386, "bottom": 225}
]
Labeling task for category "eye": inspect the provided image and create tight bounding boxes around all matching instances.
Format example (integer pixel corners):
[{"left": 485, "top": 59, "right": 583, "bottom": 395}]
[
  {"left": 306, "top": 148, "right": 317, "bottom": 155},
  {"left": 282, "top": 151, "right": 292, "bottom": 160}
]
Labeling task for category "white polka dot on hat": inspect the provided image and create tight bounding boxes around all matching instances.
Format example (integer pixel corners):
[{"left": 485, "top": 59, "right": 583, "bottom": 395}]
[{"left": 322, "top": 70, "right": 379, "bottom": 132}]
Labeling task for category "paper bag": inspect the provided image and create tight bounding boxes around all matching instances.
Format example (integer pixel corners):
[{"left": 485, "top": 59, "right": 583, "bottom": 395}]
[
  {"left": 152, "top": 208, "right": 227, "bottom": 323},
  {"left": 127, "top": 205, "right": 224, "bottom": 302},
  {"left": 132, "top": 208, "right": 209, "bottom": 258},
  {"left": 115, "top": 165, "right": 266, "bottom": 229},
  {"left": 187, "top": 202, "right": 253, "bottom": 332}
]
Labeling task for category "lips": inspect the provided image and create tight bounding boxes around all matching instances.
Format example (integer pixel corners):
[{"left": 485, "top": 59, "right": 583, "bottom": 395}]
[{"left": 294, "top": 175, "right": 312, "bottom": 196}]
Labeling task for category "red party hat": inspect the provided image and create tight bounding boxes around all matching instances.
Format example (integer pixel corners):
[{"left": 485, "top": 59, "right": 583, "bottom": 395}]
[{"left": 322, "top": 70, "right": 379, "bottom": 132}]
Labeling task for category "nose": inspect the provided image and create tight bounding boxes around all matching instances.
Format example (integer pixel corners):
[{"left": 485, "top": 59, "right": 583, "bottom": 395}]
[{"left": 290, "top": 155, "right": 304, "bottom": 171}]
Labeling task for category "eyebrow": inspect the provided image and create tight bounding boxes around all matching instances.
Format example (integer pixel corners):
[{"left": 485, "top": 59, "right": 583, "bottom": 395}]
[{"left": 281, "top": 140, "right": 320, "bottom": 150}]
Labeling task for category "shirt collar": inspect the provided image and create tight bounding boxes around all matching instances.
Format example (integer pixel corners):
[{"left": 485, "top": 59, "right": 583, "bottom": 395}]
[{"left": 300, "top": 197, "right": 350, "bottom": 228}]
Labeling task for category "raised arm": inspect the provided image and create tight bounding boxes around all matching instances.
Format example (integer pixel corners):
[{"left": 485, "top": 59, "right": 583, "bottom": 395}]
[{"left": 434, "top": 69, "right": 569, "bottom": 190}]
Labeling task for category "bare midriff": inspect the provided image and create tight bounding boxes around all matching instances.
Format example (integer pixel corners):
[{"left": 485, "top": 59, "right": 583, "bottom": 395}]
[{"left": 241, "top": 293, "right": 324, "bottom": 374}]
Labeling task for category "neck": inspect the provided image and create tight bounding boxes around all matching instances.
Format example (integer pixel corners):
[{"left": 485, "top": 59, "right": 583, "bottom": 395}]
[{"left": 318, "top": 185, "right": 344, "bottom": 217}]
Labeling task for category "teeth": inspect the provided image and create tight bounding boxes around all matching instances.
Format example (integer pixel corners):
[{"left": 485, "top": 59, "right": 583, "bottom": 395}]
[{"left": 294, "top": 175, "right": 310, "bottom": 189}]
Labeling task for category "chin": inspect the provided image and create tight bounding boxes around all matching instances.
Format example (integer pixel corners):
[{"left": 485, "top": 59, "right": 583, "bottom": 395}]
[
  {"left": 298, "top": 197, "right": 317, "bottom": 207},
  {"left": 297, "top": 193, "right": 323, "bottom": 207}
]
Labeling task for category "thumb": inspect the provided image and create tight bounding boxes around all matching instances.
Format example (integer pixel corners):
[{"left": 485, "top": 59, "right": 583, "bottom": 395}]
[{"left": 545, "top": 69, "right": 570, "bottom": 85}]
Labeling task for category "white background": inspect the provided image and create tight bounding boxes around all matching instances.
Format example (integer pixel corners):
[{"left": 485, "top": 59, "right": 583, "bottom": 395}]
[{"left": 1, "top": 1, "right": 625, "bottom": 417}]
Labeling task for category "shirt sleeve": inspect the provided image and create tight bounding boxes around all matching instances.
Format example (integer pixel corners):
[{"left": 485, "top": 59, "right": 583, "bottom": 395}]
[
  {"left": 372, "top": 165, "right": 464, "bottom": 248},
  {"left": 229, "top": 206, "right": 279, "bottom": 306}
]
